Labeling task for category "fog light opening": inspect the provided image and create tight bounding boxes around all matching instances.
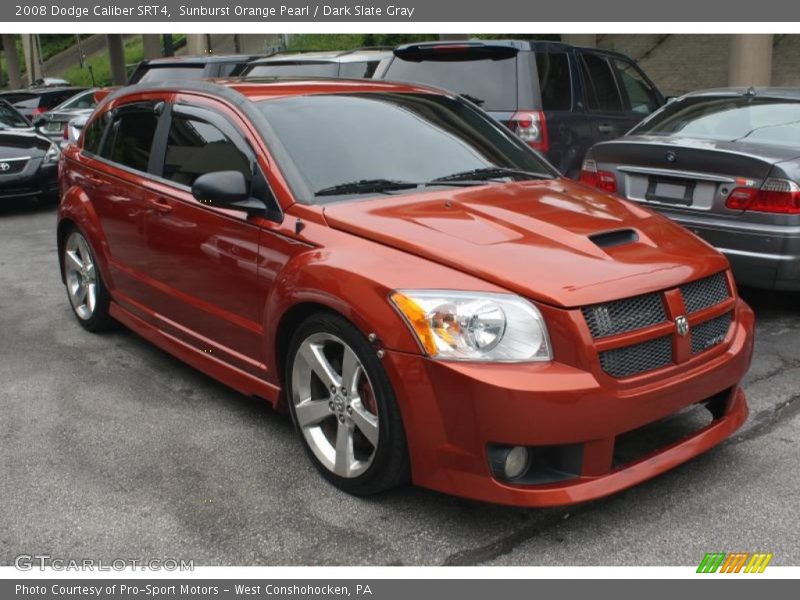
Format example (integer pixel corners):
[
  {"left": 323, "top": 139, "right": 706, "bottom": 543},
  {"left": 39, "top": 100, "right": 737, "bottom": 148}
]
[{"left": 504, "top": 446, "right": 530, "bottom": 480}]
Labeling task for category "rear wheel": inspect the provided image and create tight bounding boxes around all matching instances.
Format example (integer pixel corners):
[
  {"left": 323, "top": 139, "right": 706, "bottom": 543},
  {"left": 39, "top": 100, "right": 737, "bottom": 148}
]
[
  {"left": 62, "top": 228, "right": 115, "bottom": 332},
  {"left": 286, "top": 312, "right": 409, "bottom": 495}
]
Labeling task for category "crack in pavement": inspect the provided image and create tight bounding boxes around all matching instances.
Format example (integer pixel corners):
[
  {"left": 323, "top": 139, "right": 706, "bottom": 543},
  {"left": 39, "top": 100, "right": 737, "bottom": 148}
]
[
  {"left": 442, "top": 508, "right": 587, "bottom": 566},
  {"left": 732, "top": 393, "right": 800, "bottom": 444}
]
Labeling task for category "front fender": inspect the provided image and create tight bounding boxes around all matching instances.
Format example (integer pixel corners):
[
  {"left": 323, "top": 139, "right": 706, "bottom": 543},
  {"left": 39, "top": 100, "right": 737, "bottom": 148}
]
[{"left": 58, "top": 182, "right": 115, "bottom": 291}]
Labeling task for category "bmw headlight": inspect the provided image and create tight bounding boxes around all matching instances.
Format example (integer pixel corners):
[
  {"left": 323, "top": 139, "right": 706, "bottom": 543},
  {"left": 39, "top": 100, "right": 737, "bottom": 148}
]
[
  {"left": 43, "top": 142, "right": 60, "bottom": 163},
  {"left": 390, "top": 290, "right": 552, "bottom": 362}
]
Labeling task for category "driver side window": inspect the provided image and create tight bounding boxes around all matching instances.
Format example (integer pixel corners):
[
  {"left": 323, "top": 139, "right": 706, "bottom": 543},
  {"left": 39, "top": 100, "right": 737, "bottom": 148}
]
[{"left": 162, "top": 114, "right": 252, "bottom": 189}]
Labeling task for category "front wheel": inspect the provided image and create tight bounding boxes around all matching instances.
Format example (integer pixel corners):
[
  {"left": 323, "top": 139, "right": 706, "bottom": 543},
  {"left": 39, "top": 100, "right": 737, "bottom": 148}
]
[{"left": 286, "top": 312, "right": 410, "bottom": 495}]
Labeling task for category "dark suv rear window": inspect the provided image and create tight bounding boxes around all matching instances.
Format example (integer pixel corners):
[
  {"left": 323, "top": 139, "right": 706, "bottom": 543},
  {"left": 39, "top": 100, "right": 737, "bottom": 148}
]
[
  {"left": 133, "top": 66, "right": 206, "bottom": 83},
  {"left": 246, "top": 62, "right": 340, "bottom": 77},
  {"left": 579, "top": 53, "right": 623, "bottom": 112},
  {"left": 383, "top": 56, "right": 518, "bottom": 112},
  {"left": 535, "top": 52, "right": 572, "bottom": 111}
]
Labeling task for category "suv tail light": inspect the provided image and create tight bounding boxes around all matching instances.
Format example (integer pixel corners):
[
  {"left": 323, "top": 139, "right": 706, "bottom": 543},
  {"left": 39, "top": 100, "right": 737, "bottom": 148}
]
[
  {"left": 63, "top": 122, "right": 70, "bottom": 140},
  {"left": 31, "top": 107, "right": 45, "bottom": 117},
  {"left": 509, "top": 111, "right": 548, "bottom": 152},
  {"left": 726, "top": 178, "right": 800, "bottom": 214},
  {"left": 579, "top": 159, "right": 618, "bottom": 193}
]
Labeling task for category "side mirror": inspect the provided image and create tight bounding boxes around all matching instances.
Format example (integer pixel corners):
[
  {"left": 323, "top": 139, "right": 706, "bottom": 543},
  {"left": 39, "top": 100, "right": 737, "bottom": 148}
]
[
  {"left": 191, "top": 170, "right": 265, "bottom": 215},
  {"left": 33, "top": 116, "right": 47, "bottom": 128}
]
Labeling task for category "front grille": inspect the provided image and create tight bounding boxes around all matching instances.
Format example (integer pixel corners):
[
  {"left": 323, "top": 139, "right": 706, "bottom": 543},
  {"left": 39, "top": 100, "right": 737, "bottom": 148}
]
[
  {"left": 680, "top": 272, "right": 729, "bottom": 314},
  {"left": 599, "top": 336, "right": 673, "bottom": 378},
  {"left": 583, "top": 293, "right": 667, "bottom": 339},
  {"left": 0, "top": 158, "right": 28, "bottom": 175},
  {"left": 691, "top": 312, "right": 733, "bottom": 354}
]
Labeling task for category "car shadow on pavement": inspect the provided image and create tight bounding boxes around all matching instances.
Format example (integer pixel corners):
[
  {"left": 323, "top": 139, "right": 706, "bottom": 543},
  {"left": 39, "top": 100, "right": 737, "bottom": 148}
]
[{"left": 0, "top": 196, "right": 58, "bottom": 217}]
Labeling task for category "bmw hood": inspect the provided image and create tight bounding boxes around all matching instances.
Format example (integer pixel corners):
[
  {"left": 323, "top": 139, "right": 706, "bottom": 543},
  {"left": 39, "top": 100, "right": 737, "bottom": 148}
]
[{"left": 322, "top": 179, "right": 729, "bottom": 308}]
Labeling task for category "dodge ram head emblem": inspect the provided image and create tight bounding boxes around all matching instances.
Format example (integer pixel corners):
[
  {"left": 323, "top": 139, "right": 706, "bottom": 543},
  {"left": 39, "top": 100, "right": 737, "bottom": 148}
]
[
  {"left": 675, "top": 315, "right": 689, "bottom": 337},
  {"left": 0, "top": 162, "right": 10, "bottom": 172}
]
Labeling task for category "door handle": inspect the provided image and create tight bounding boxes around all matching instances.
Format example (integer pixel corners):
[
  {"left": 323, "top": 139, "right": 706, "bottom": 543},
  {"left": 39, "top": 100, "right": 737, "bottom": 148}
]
[
  {"left": 597, "top": 123, "right": 614, "bottom": 133},
  {"left": 148, "top": 197, "right": 173, "bottom": 214},
  {"left": 85, "top": 174, "right": 104, "bottom": 186}
]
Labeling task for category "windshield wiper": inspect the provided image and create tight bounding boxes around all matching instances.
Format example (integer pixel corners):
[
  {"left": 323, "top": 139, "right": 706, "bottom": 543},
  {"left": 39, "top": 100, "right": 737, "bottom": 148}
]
[
  {"left": 431, "top": 167, "right": 551, "bottom": 183},
  {"left": 315, "top": 179, "right": 419, "bottom": 197}
]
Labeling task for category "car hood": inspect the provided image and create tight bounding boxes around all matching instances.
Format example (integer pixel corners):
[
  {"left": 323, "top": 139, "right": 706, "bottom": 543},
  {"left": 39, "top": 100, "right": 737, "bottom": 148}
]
[
  {"left": 322, "top": 179, "right": 728, "bottom": 308},
  {"left": 0, "top": 130, "right": 52, "bottom": 158}
]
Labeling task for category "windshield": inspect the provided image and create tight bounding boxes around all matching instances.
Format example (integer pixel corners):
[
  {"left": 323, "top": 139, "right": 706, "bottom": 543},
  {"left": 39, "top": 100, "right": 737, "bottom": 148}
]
[
  {"left": 256, "top": 92, "right": 554, "bottom": 203},
  {"left": 633, "top": 97, "right": 800, "bottom": 147},
  {"left": 246, "top": 62, "right": 340, "bottom": 77},
  {"left": 0, "top": 100, "right": 29, "bottom": 128}
]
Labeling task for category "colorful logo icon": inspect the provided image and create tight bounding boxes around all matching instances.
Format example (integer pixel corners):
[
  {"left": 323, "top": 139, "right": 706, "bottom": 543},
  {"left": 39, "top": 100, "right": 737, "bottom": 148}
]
[{"left": 697, "top": 552, "right": 773, "bottom": 573}]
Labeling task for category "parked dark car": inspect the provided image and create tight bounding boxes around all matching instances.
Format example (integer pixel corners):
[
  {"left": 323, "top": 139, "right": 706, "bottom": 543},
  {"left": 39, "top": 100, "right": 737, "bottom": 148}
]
[
  {"left": 241, "top": 48, "right": 392, "bottom": 79},
  {"left": 580, "top": 87, "right": 800, "bottom": 291},
  {"left": 35, "top": 88, "right": 98, "bottom": 146},
  {"left": 0, "top": 99, "right": 60, "bottom": 202},
  {"left": 128, "top": 54, "right": 264, "bottom": 84},
  {"left": 0, "top": 86, "right": 88, "bottom": 120},
  {"left": 379, "top": 40, "right": 664, "bottom": 177}
]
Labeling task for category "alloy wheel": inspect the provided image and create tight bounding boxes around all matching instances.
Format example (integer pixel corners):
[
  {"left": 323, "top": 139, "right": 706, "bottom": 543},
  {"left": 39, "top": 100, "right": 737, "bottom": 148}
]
[
  {"left": 64, "top": 231, "right": 98, "bottom": 321},
  {"left": 291, "top": 332, "right": 380, "bottom": 478}
]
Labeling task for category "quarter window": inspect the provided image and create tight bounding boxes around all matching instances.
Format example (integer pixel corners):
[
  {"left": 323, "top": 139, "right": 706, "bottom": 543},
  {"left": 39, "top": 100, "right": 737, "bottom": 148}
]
[
  {"left": 82, "top": 115, "right": 106, "bottom": 155},
  {"left": 580, "top": 53, "right": 623, "bottom": 112},
  {"left": 100, "top": 103, "right": 159, "bottom": 172},
  {"left": 162, "top": 115, "right": 252, "bottom": 188}
]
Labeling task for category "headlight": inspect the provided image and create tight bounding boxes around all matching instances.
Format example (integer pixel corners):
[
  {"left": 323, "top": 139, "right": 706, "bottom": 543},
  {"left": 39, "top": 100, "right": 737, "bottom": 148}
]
[
  {"left": 390, "top": 290, "right": 552, "bottom": 362},
  {"left": 43, "top": 143, "right": 60, "bottom": 163}
]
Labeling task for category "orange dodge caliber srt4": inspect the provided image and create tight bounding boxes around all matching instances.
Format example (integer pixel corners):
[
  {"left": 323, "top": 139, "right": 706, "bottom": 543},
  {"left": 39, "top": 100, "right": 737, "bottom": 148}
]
[{"left": 57, "top": 79, "right": 754, "bottom": 507}]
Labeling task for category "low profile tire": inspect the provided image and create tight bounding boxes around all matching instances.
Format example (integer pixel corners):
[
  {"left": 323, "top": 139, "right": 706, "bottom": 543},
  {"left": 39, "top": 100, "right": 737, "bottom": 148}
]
[
  {"left": 62, "top": 228, "right": 115, "bottom": 332},
  {"left": 286, "top": 312, "right": 410, "bottom": 496}
]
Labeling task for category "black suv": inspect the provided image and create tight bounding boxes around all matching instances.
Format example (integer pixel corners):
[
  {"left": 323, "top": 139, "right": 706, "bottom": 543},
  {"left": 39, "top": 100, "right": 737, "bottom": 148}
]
[
  {"left": 380, "top": 40, "right": 664, "bottom": 176},
  {"left": 128, "top": 54, "right": 264, "bottom": 84}
]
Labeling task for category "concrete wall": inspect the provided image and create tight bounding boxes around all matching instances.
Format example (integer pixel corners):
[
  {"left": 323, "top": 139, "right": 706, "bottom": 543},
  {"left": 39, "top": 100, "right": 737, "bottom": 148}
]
[{"left": 597, "top": 34, "right": 800, "bottom": 96}]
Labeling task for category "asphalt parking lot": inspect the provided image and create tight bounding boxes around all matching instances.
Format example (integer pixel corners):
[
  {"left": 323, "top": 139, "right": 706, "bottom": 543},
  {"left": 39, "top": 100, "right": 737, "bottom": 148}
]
[{"left": 1, "top": 198, "right": 799, "bottom": 567}]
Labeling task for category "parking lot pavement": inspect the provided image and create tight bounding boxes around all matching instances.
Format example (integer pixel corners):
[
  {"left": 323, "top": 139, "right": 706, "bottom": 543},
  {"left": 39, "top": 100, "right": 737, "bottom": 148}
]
[{"left": 1, "top": 199, "right": 799, "bottom": 567}]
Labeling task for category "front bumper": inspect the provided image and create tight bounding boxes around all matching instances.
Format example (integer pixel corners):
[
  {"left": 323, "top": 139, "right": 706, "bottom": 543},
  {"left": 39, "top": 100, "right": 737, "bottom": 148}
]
[
  {"left": 0, "top": 158, "right": 58, "bottom": 200},
  {"left": 384, "top": 300, "right": 754, "bottom": 507}
]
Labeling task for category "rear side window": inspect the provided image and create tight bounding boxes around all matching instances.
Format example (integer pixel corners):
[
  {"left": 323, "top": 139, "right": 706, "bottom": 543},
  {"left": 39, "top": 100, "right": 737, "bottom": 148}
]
[
  {"left": 579, "top": 53, "right": 623, "bottom": 112},
  {"left": 339, "top": 61, "right": 380, "bottom": 79},
  {"left": 613, "top": 59, "right": 659, "bottom": 115},
  {"left": 534, "top": 52, "right": 572, "bottom": 111},
  {"left": 383, "top": 56, "right": 518, "bottom": 112},
  {"left": 82, "top": 115, "right": 106, "bottom": 154},
  {"left": 101, "top": 104, "right": 159, "bottom": 172},
  {"left": 162, "top": 115, "right": 252, "bottom": 188}
]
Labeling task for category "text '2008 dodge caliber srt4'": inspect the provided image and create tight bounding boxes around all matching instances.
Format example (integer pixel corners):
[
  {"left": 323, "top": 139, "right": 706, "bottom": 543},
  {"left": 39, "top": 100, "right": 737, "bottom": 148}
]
[{"left": 57, "top": 79, "right": 754, "bottom": 507}]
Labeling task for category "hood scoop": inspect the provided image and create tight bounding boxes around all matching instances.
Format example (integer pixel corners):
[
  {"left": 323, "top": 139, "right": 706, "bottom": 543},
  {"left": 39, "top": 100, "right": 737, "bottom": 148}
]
[{"left": 589, "top": 229, "right": 640, "bottom": 249}]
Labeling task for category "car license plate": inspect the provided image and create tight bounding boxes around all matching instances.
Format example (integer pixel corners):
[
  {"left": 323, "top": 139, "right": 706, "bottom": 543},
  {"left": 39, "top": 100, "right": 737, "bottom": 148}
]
[{"left": 645, "top": 177, "right": 695, "bottom": 206}]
